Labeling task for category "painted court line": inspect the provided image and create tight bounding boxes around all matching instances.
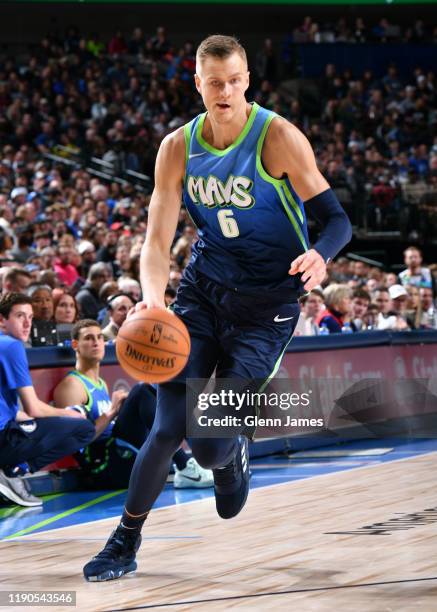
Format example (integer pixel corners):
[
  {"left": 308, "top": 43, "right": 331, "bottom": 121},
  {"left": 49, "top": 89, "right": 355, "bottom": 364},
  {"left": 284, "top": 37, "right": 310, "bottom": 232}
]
[
  {"left": 5, "top": 448, "right": 437, "bottom": 541},
  {"left": 2, "top": 489, "right": 125, "bottom": 540},
  {"left": 3, "top": 535, "right": 203, "bottom": 543}
]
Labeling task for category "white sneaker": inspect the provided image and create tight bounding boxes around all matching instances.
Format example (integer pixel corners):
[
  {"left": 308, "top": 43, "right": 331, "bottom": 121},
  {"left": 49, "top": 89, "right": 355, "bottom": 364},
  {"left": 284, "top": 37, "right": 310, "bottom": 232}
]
[
  {"left": 173, "top": 458, "right": 214, "bottom": 489},
  {"left": 0, "top": 469, "right": 43, "bottom": 507}
]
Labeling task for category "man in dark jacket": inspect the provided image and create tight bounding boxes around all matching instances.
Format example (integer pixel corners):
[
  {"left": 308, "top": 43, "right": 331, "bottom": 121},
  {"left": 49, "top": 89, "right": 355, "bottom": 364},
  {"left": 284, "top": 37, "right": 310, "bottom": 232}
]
[{"left": 76, "top": 263, "right": 112, "bottom": 319}]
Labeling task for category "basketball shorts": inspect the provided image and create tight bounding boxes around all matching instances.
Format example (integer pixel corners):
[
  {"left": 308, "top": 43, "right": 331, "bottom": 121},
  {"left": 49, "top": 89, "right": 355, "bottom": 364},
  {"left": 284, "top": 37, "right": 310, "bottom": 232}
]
[{"left": 171, "top": 266, "right": 300, "bottom": 383}]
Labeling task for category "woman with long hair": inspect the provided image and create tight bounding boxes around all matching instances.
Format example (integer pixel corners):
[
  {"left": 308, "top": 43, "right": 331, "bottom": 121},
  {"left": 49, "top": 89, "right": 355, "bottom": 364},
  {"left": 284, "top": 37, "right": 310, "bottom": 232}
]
[{"left": 52, "top": 290, "right": 79, "bottom": 324}]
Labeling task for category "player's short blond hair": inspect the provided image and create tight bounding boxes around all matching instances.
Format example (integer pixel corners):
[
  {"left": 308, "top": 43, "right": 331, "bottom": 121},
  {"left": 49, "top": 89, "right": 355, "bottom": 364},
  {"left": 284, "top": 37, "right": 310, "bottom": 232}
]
[{"left": 196, "top": 35, "right": 247, "bottom": 67}]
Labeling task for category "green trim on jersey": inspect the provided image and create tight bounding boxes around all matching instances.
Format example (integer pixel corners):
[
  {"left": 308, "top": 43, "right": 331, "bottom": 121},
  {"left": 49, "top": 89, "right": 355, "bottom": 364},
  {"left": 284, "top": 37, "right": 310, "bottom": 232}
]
[
  {"left": 256, "top": 114, "right": 308, "bottom": 252},
  {"left": 183, "top": 120, "right": 193, "bottom": 171},
  {"left": 196, "top": 102, "right": 260, "bottom": 157},
  {"left": 67, "top": 371, "right": 108, "bottom": 413},
  {"left": 282, "top": 182, "right": 304, "bottom": 224}
]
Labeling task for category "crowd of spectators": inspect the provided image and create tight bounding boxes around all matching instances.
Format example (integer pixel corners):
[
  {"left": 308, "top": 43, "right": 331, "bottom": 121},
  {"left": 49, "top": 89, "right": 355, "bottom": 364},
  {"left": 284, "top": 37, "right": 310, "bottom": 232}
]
[
  {"left": 255, "top": 60, "right": 436, "bottom": 233},
  {"left": 0, "top": 22, "right": 435, "bottom": 241},
  {"left": 0, "top": 24, "right": 436, "bottom": 343},
  {"left": 288, "top": 16, "right": 437, "bottom": 45},
  {"left": 295, "top": 246, "right": 436, "bottom": 335}
]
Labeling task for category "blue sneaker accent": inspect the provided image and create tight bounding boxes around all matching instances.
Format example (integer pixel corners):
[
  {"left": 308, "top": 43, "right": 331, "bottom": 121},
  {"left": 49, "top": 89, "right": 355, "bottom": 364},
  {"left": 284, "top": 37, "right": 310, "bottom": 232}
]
[
  {"left": 4, "top": 462, "right": 30, "bottom": 477},
  {"left": 83, "top": 526, "right": 141, "bottom": 582},
  {"left": 213, "top": 436, "right": 250, "bottom": 519}
]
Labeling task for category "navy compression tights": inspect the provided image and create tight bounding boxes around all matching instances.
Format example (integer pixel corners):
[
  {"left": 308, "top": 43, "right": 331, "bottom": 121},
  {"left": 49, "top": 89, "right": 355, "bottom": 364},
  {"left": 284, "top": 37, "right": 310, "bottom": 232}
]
[{"left": 125, "top": 382, "right": 238, "bottom": 515}]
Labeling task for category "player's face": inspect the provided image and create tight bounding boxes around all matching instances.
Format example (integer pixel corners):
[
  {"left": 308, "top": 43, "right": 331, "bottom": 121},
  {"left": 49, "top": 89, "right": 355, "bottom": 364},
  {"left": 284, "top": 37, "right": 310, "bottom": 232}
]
[
  {"left": 195, "top": 53, "right": 249, "bottom": 123},
  {"left": 0, "top": 304, "right": 33, "bottom": 342},
  {"left": 74, "top": 326, "right": 105, "bottom": 362}
]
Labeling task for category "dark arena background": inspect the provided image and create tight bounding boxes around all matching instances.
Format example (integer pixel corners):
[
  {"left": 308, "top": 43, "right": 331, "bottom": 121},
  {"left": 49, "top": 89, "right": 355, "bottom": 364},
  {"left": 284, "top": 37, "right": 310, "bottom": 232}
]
[{"left": 0, "top": 0, "right": 436, "bottom": 610}]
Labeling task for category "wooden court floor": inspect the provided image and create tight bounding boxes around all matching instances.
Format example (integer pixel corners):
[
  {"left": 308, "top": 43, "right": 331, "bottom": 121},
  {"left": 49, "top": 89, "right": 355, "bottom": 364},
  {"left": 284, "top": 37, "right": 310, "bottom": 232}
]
[{"left": 1, "top": 452, "right": 436, "bottom": 611}]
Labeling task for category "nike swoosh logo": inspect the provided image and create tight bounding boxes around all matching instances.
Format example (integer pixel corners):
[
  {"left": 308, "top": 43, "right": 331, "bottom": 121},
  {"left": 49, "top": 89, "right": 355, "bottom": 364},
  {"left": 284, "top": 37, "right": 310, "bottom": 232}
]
[
  {"left": 180, "top": 474, "right": 202, "bottom": 482},
  {"left": 274, "top": 315, "right": 295, "bottom": 323},
  {"left": 189, "top": 152, "right": 206, "bottom": 159}
]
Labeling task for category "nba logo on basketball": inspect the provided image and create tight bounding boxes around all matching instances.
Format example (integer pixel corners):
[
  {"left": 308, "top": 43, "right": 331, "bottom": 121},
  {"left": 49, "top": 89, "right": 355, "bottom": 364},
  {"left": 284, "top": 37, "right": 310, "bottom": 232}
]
[{"left": 151, "top": 323, "right": 163, "bottom": 345}]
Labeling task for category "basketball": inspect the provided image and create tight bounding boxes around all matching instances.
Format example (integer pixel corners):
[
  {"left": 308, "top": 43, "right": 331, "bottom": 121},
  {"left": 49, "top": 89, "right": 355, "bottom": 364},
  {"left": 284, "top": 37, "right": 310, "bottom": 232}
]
[{"left": 116, "top": 308, "right": 191, "bottom": 384}]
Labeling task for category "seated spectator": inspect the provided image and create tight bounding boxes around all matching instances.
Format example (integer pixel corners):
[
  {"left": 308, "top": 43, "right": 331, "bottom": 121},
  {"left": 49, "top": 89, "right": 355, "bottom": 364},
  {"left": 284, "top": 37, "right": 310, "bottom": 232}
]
[
  {"left": 316, "top": 284, "right": 352, "bottom": 333},
  {"left": 9, "top": 225, "right": 36, "bottom": 264},
  {"left": 97, "top": 280, "right": 120, "bottom": 325},
  {"left": 405, "top": 284, "right": 422, "bottom": 329},
  {"left": 27, "top": 283, "right": 58, "bottom": 346},
  {"left": 54, "top": 244, "right": 80, "bottom": 288},
  {"left": 39, "top": 247, "right": 56, "bottom": 272},
  {"left": 375, "top": 287, "right": 395, "bottom": 329},
  {"left": 76, "top": 262, "right": 112, "bottom": 320},
  {"left": 0, "top": 293, "right": 94, "bottom": 507},
  {"left": 364, "top": 303, "right": 379, "bottom": 330},
  {"left": 53, "top": 290, "right": 79, "bottom": 325},
  {"left": 1, "top": 267, "right": 32, "bottom": 295},
  {"left": 118, "top": 277, "right": 142, "bottom": 302},
  {"left": 351, "top": 288, "right": 371, "bottom": 331},
  {"left": 388, "top": 284, "right": 414, "bottom": 329},
  {"left": 0, "top": 228, "right": 13, "bottom": 264},
  {"left": 77, "top": 240, "right": 97, "bottom": 279},
  {"left": 27, "top": 284, "right": 54, "bottom": 321},
  {"left": 172, "top": 225, "right": 196, "bottom": 268},
  {"left": 384, "top": 272, "right": 399, "bottom": 288},
  {"left": 419, "top": 287, "right": 436, "bottom": 328},
  {"left": 53, "top": 319, "right": 212, "bottom": 489},
  {"left": 376, "top": 285, "right": 411, "bottom": 330},
  {"left": 102, "top": 293, "right": 135, "bottom": 341},
  {"left": 294, "top": 289, "right": 324, "bottom": 336}
]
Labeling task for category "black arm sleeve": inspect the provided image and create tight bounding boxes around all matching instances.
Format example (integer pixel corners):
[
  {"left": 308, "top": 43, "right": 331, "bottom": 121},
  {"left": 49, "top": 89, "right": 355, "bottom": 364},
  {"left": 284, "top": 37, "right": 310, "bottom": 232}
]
[{"left": 304, "top": 188, "right": 353, "bottom": 262}]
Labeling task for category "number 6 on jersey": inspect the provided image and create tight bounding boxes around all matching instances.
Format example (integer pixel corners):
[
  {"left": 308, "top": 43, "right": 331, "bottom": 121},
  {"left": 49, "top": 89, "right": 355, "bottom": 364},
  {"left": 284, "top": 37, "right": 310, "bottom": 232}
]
[{"left": 217, "top": 210, "right": 240, "bottom": 238}]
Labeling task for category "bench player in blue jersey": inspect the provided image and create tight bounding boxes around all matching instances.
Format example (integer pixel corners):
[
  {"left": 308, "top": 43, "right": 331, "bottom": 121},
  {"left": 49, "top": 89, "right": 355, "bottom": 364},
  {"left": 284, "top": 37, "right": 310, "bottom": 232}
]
[{"left": 83, "top": 34, "right": 352, "bottom": 582}]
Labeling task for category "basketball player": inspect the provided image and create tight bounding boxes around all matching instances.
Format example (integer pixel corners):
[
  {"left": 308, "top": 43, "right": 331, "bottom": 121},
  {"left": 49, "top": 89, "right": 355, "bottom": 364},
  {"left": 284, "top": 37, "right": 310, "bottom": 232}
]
[
  {"left": 0, "top": 293, "right": 94, "bottom": 507},
  {"left": 83, "top": 34, "right": 352, "bottom": 581},
  {"left": 54, "top": 319, "right": 213, "bottom": 489}
]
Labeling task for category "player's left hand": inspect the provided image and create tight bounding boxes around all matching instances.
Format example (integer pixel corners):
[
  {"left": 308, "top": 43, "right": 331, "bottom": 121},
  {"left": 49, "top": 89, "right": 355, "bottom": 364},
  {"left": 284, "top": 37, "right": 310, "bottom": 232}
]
[{"left": 288, "top": 249, "right": 327, "bottom": 291}]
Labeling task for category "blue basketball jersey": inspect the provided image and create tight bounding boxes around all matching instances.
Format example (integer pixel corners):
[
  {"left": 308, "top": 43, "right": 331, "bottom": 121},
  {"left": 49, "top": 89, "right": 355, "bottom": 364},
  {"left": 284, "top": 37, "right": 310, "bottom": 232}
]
[
  {"left": 67, "top": 371, "right": 113, "bottom": 439},
  {"left": 182, "top": 102, "right": 309, "bottom": 296}
]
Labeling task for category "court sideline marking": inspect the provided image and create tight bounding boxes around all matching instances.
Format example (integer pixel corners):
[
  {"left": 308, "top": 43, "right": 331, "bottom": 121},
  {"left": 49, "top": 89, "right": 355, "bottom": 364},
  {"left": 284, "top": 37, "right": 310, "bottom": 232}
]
[
  {"left": 3, "top": 447, "right": 436, "bottom": 542},
  {"left": 2, "top": 489, "right": 125, "bottom": 540}
]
